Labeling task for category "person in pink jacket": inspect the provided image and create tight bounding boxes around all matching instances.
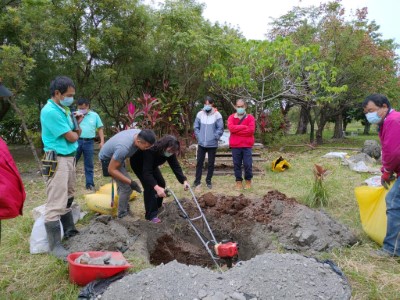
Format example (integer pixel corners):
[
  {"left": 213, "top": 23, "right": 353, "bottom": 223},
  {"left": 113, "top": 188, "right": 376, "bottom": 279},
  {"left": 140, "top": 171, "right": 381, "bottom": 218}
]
[
  {"left": 362, "top": 94, "right": 400, "bottom": 257},
  {"left": 227, "top": 99, "right": 256, "bottom": 190}
]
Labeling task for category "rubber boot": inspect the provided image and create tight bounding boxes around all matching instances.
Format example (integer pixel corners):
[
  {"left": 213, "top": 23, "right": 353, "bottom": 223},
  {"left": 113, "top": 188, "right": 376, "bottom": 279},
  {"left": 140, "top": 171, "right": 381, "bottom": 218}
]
[
  {"left": 235, "top": 181, "right": 243, "bottom": 190},
  {"left": 244, "top": 180, "right": 252, "bottom": 189},
  {"left": 60, "top": 211, "right": 79, "bottom": 238},
  {"left": 44, "top": 221, "right": 69, "bottom": 260}
]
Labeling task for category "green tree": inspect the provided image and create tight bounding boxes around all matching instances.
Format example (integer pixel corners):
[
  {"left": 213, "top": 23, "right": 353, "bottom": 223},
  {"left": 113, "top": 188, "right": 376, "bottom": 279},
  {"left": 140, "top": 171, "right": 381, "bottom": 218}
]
[
  {"left": 206, "top": 36, "right": 347, "bottom": 143},
  {"left": 269, "top": 1, "right": 399, "bottom": 142}
]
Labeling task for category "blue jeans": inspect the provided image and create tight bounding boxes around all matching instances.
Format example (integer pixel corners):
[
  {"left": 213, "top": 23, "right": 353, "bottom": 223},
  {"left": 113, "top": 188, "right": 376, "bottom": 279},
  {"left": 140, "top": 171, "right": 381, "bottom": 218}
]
[
  {"left": 75, "top": 139, "right": 94, "bottom": 188},
  {"left": 383, "top": 176, "right": 400, "bottom": 256},
  {"left": 231, "top": 147, "right": 253, "bottom": 181}
]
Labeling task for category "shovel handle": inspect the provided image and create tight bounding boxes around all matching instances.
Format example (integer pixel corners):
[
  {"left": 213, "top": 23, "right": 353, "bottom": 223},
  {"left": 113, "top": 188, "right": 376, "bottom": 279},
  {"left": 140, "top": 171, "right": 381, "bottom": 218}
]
[{"left": 111, "top": 178, "right": 115, "bottom": 207}]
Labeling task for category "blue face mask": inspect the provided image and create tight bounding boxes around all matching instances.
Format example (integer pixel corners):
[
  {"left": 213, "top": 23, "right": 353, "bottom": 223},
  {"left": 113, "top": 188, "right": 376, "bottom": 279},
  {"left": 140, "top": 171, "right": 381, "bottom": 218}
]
[
  {"left": 203, "top": 105, "right": 212, "bottom": 112},
  {"left": 60, "top": 97, "right": 74, "bottom": 107},
  {"left": 236, "top": 107, "right": 245, "bottom": 115},
  {"left": 366, "top": 112, "right": 382, "bottom": 124},
  {"left": 164, "top": 151, "right": 173, "bottom": 157}
]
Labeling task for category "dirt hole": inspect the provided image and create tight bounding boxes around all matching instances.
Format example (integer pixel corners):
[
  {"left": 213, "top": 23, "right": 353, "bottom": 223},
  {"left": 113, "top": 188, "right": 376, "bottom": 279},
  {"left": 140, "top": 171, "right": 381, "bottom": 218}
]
[{"left": 66, "top": 190, "right": 357, "bottom": 268}]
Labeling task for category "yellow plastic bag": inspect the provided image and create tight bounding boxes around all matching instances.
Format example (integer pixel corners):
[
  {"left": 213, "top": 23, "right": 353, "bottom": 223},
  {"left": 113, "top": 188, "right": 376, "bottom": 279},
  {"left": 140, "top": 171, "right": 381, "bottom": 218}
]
[
  {"left": 271, "top": 156, "right": 291, "bottom": 172},
  {"left": 86, "top": 193, "right": 119, "bottom": 216},
  {"left": 354, "top": 185, "right": 389, "bottom": 245},
  {"left": 85, "top": 183, "right": 139, "bottom": 216}
]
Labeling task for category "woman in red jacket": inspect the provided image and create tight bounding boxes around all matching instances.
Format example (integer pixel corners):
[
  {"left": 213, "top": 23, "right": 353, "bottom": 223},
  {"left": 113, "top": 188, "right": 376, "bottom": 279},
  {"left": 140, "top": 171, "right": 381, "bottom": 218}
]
[{"left": 227, "top": 99, "right": 256, "bottom": 190}]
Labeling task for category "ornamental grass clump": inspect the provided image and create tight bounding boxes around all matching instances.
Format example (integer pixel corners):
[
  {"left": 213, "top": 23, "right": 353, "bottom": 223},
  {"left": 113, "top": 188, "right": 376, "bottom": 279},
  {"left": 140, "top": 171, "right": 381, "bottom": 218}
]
[{"left": 305, "top": 164, "right": 329, "bottom": 208}]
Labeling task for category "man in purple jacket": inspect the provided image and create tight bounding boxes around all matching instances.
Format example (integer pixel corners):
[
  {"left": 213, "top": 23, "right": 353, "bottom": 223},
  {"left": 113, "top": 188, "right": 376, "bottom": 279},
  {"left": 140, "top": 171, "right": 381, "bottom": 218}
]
[{"left": 363, "top": 94, "right": 400, "bottom": 257}]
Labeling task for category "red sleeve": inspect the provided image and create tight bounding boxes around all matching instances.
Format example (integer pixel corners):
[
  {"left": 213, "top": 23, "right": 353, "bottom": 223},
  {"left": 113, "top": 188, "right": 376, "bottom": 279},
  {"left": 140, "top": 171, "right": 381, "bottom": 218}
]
[
  {"left": 0, "top": 137, "right": 26, "bottom": 219},
  {"left": 227, "top": 115, "right": 240, "bottom": 133}
]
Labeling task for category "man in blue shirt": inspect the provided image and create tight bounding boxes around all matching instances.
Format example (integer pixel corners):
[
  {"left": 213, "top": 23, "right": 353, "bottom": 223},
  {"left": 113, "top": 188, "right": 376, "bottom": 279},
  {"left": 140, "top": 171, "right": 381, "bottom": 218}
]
[
  {"left": 40, "top": 76, "right": 83, "bottom": 259},
  {"left": 75, "top": 98, "right": 105, "bottom": 191}
]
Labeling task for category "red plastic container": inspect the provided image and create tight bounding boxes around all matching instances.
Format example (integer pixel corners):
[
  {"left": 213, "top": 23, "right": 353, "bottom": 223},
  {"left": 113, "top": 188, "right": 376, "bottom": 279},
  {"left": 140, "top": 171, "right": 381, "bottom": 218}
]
[{"left": 67, "top": 251, "right": 131, "bottom": 286}]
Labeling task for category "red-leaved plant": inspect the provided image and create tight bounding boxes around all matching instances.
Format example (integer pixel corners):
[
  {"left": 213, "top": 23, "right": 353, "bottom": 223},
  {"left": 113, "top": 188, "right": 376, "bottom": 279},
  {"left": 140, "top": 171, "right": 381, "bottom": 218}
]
[{"left": 123, "top": 93, "right": 161, "bottom": 130}]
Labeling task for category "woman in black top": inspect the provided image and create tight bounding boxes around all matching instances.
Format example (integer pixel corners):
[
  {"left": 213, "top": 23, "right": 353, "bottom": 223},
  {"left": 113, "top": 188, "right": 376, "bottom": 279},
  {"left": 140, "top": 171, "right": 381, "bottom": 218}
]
[{"left": 130, "top": 135, "right": 189, "bottom": 223}]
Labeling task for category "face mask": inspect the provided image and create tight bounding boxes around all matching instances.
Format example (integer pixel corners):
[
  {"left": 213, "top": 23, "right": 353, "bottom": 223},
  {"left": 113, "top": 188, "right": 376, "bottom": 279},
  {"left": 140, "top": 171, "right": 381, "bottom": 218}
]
[
  {"left": 203, "top": 105, "right": 212, "bottom": 112},
  {"left": 78, "top": 109, "right": 88, "bottom": 115},
  {"left": 60, "top": 97, "right": 74, "bottom": 107},
  {"left": 236, "top": 107, "right": 245, "bottom": 115},
  {"left": 164, "top": 151, "right": 173, "bottom": 157},
  {"left": 366, "top": 112, "right": 382, "bottom": 124}
]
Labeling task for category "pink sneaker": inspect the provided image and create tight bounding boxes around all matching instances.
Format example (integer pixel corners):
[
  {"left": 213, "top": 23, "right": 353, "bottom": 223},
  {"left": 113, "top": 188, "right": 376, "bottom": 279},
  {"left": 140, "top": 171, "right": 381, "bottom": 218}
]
[{"left": 150, "top": 217, "right": 161, "bottom": 223}]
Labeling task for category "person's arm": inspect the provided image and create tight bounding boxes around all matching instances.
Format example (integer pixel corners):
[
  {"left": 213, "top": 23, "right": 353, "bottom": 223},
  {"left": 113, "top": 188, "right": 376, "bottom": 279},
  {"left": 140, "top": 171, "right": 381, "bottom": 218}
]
[
  {"left": 232, "top": 116, "right": 256, "bottom": 137},
  {"left": 193, "top": 113, "right": 201, "bottom": 140},
  {"left": 108, "top": 158, "right": 131, "bottom": 184},
  {"left": 381, "top": 118, "right": 400, "bottom": 173},
  {"left": 63, "top": 113, "right": 84, "bottom": 142},
  {"left": 215, "top": 114, "right": 224, "bottom": 139},
  {"left": 96, "top": 114, "right": 105, "bottom": 148},
  {"left": 167, "top": 155, "right": 187, "bottom": 184},
  {"left": 108, "top": 146, "right": 140, "bottom": 189},
  {"left": 44, "top": 109, "right": 81, "bottom": 143},
  {"left": 167, "top": 155, "right": 189, "bottom": 190},
  {"left": 227, "top": 115, "right": 247, "bottom": 133},
  {"left": 64, "top": 130, "right": 80, "bottom": 142},
  {"left": 98, "top": 127, "right": 105, "bottom": 148}
]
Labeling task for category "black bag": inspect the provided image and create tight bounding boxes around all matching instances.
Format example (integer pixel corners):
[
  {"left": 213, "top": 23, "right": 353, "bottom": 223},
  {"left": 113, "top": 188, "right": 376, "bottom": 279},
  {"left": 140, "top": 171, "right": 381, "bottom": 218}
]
[{"left": 101, "top": 159, "right": 111, "bottom": 177}]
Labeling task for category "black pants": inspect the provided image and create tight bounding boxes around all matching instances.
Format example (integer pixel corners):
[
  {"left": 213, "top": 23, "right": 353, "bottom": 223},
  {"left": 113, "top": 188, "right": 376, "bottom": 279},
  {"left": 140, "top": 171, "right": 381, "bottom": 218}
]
[
  {"left": 194, "top": 145, "right": 217, "bottom": 185},
  {"left": 132, "top": 167, "right": 165, "bottom": 220}
]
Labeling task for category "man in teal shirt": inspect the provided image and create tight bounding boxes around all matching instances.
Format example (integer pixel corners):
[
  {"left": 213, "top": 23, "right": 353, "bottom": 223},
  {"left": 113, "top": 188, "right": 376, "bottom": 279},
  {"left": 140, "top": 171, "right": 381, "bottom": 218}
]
[
  {"left": 75, "top": 98, "right": 105, "bottom": 191},
  {"left": 40, "top": 76, "right": 83, "bottom": 259}
]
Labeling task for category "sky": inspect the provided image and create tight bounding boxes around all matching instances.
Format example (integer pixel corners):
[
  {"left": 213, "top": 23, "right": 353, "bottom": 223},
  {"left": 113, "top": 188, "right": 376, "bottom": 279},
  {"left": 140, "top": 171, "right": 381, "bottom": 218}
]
[{"left": 146, "top": 0, "right": 400, "bottom": 49}]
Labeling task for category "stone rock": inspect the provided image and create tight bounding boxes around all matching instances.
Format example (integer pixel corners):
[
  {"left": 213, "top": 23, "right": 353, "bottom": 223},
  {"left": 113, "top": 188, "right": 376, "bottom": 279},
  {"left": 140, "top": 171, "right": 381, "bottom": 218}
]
[
  {"left": 271, "top": 200, "right": 284, "bottom": 216},
  {"left": 231, "top": 292, "right": 246, "bottom": 300},
  {"left": 294, "top": 230, "right": 317, "bottom": 246},
  {"left": 361, "top": 140, "right": 381, "bottom": 159},
  {"left": 347, "top": 152, "right": 375, "bottom": 165}
]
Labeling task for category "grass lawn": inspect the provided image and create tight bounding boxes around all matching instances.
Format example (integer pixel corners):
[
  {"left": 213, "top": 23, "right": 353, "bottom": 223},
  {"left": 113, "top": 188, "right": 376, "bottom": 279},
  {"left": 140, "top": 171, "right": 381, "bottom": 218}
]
[{"left": 1, "top": 123, "right": 399, "bottom": 300}]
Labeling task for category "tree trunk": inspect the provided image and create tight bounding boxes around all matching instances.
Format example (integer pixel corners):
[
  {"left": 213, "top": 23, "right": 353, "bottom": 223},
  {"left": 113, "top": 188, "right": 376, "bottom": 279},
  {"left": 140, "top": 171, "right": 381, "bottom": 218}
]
[
  {"left": 332, "top": 113, "right": 344, "bottom": 138},
  {"left": 309, "top": 122, "right": 315, "bottom": 144},
  {"left": 363, "top": 122, "right": 371, "bottom": 135},
  {"left": 307, "top": 109, "right": 315, "bottom": 144},
  {"left": 6, "top": 96, "right": 42, "bottom": 174},
  {"left": 342, "top": 116, "right": 349, "bottom": 132},
  {"left": 316, "top": 122, "right": 326, "bottom": 145},
  {"left": 296, "top": 106, "right": 308, "bottom": 134},
  {"left": 316, "top": 112, "right": 328, "bottom": 145}
]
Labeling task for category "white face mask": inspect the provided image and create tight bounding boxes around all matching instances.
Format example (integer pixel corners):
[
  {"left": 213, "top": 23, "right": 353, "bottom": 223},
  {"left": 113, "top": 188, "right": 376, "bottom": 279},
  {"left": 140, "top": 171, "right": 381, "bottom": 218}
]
[
  {"left": 60, "top": 97, "right": 74, "bottom": 107},
  {"left": 164, "top": 151, "right": 173, "bottom": 157},
  {"left": 365, "top": 111, "right": 382, "bottom": 124},
  {"left": 236, "top": 107, "right": 245, "bottom": 115}
]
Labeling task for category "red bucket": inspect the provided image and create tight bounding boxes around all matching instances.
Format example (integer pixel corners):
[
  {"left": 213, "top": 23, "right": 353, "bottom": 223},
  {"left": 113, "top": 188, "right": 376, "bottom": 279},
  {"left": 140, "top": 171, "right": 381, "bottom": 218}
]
[{"left": 67, "top": 251, "right": 131, "bottom": 286}]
